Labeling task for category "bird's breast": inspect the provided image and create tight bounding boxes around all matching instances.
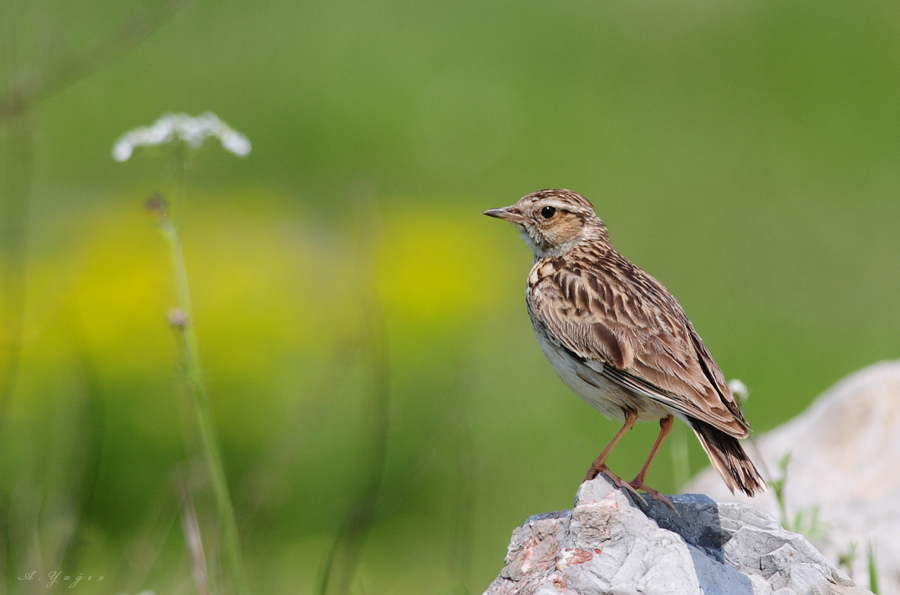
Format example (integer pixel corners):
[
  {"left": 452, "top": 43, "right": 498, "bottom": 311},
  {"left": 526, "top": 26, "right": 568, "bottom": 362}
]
[{"left": 528, "top": 315, "right": 671, "bottom": 423}]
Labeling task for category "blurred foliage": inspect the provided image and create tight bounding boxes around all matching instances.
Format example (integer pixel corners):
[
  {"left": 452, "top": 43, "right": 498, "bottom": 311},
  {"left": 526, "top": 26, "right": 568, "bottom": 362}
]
[{"left": 1, "top": 0, "right": 900, "bottom": 593}]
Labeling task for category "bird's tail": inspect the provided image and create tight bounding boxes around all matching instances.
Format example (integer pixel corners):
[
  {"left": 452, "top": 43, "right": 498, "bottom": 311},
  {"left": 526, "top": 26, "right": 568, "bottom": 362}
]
[{"left": 691, "top": 420, "right": 767, "bottom": 497}]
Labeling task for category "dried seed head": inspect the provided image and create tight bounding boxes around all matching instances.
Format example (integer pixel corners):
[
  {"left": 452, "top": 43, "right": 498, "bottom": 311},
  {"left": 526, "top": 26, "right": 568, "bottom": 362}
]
[
  {"left": 145, "top": 193, "right": 168, "bottom": 220},
  {"left": 167, "top": 307, "right": 190, "bottom": 329}
]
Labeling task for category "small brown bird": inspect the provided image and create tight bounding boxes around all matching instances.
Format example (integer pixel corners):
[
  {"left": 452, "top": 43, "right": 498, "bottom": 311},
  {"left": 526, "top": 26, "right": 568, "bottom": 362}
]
[{"left": 484, "top": 189, "right": 766, "bottom": 501}]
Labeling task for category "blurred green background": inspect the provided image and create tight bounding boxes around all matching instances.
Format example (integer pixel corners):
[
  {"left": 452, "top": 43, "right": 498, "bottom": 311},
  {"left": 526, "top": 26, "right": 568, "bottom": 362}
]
[{"left": 2, "top": 0, "right": 899, "bottom": 593}]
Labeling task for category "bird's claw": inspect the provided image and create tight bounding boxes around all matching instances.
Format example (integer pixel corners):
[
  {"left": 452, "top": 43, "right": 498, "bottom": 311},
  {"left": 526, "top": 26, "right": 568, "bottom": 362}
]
[{"left": 629, "top": 479, "right": 677, "bottom": 512}]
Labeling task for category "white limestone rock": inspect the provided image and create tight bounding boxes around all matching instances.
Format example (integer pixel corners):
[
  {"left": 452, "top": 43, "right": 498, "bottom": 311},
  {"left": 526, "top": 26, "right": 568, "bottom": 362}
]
[
  {"left": 690, "top": 360, "right": 900, "bottom": 594},
  {"left": 484, "top": 473, "right": 869, "bottom": 595}
]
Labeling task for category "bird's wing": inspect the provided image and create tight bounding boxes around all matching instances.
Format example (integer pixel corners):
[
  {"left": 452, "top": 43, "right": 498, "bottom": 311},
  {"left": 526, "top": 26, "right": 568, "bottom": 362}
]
[{"left": 529, "top": 256, "right": 750, "bottom": 438}]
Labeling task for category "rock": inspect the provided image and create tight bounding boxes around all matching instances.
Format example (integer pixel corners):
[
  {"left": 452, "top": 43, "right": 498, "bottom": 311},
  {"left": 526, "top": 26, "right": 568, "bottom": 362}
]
[
  {"left": 484, "top": 473, "right": 870, "bottom": 595},
  {"left": 689, "top": 360, "right": 900, "bottom": 593}
]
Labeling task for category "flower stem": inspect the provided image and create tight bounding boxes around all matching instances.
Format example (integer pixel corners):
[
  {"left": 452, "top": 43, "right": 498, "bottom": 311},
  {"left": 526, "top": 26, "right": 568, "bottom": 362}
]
[{"left": 159, "top": 156, "right": 251, "bottom": 595}]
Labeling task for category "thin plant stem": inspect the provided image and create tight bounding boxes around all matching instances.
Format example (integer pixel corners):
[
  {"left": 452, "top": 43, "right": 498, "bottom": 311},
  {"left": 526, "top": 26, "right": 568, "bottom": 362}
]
[
  {"left": 157, "top": 155, "right": 251, "bottom": 595},
  {"left": 0, "top": 0, "right": 186, "bottom": 123},
  {"left": 770, "top": 453, "right": 791, "bottom": 531},
  {"left": 867, "top": 540, "right": 879, "bottom": 594},
  {"left": 318, "top": 294, "right": 390, "bottom": 595},
  {"left": 0, "top": 113, "right": 31, "bottom": 432},
  {"left": 448, "top": 359, "right": 477, "bottom": 595},
  {"left": 177, "top": 471, "right": 211, "bottom": 595},
  {"left": 319, "top": 187, "right": 390, "bottom": 595},
  {"left": 0, "top": 112, "right": 33, "bottom": 595}
]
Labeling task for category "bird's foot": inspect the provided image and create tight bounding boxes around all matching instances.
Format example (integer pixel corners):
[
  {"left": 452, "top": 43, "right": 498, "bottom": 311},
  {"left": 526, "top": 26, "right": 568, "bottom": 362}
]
[
  {"left": 584, "top": 465, "right": 644, "bottom": 500},
  {"left": 629, "top": 479, "right": 677, "bottom": 512}
]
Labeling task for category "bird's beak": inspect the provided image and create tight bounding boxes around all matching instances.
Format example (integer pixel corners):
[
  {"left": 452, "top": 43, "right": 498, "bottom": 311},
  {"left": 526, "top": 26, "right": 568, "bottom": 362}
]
[{"left": 482, "top": 205, "right": 527, "bottom": 225}]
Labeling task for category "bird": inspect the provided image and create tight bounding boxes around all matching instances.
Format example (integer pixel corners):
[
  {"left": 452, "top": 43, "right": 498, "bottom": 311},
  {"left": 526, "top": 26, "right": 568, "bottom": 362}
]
[{"left": 483, "top": 188, "right": 766, "bottom": 502}]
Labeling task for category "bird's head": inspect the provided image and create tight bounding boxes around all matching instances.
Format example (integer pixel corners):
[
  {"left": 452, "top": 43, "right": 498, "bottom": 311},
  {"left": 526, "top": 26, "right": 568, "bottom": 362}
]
[{"left": 483, "top": 189, "right": 608, "bottom": 258}]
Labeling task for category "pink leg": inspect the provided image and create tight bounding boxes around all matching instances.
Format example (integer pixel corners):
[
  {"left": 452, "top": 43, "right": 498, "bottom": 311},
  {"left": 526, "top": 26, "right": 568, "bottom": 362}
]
[
  {"left": 584, "top": 409, "right": 638, "bottom": 489},
  {"left": 629, "top": 415, "right": 676, "bottom": 509}
]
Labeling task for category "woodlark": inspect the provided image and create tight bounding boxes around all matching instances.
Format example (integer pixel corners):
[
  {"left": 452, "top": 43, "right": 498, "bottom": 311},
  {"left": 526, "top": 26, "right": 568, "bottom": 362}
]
[{"left": 484, "top": 189, "right": 766, "bottom": 500}]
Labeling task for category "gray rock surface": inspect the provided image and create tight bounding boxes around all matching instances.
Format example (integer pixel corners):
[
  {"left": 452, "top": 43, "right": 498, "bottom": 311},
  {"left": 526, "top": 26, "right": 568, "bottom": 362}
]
[
  {"left": 484, "top": 474, "right": 870, "bottom": 595},
  {"left": 690, "top": 360, "right": 900, "bottom": 593}
]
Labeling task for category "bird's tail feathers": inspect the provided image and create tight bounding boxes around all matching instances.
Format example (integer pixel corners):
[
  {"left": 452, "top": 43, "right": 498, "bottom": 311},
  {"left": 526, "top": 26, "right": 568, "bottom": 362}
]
[{"left": 691, "top": 420, "right": 767, "bottom": 497}]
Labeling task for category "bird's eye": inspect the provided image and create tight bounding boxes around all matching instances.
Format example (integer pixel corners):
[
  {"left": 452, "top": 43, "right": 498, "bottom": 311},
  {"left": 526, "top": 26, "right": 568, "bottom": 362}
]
[{"left": 540, "top": 206, "right": 557, "bottom": 219}]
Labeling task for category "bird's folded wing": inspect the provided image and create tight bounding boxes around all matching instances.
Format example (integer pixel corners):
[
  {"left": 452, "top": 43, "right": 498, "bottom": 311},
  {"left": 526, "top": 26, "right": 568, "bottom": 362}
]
[{"left": 532, "top": 265, "right": 750, "bottom": 438}]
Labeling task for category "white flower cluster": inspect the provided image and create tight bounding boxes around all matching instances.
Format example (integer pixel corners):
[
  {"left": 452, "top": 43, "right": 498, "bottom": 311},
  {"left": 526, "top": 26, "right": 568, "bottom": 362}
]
[
  {"left": 728, "top": 378, "right": 749, "bottom": 404},
  {"left": 112, "top": 112, "right": 251, "bottom": 161}
]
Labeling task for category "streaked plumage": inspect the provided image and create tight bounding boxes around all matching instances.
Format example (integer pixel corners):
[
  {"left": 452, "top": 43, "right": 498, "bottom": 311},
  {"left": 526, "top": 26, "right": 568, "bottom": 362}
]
[{"left": 484, "top": 188, "right": 766, "bottom": 499}]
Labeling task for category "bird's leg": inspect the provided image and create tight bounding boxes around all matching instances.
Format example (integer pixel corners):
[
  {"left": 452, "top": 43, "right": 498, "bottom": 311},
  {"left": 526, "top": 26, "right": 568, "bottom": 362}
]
[
  {"left": 629, "top": 415, "right": 676, "bottom": 510},
  {"left": 584, "top": 409, "right": 638, "bottom": 485}
]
